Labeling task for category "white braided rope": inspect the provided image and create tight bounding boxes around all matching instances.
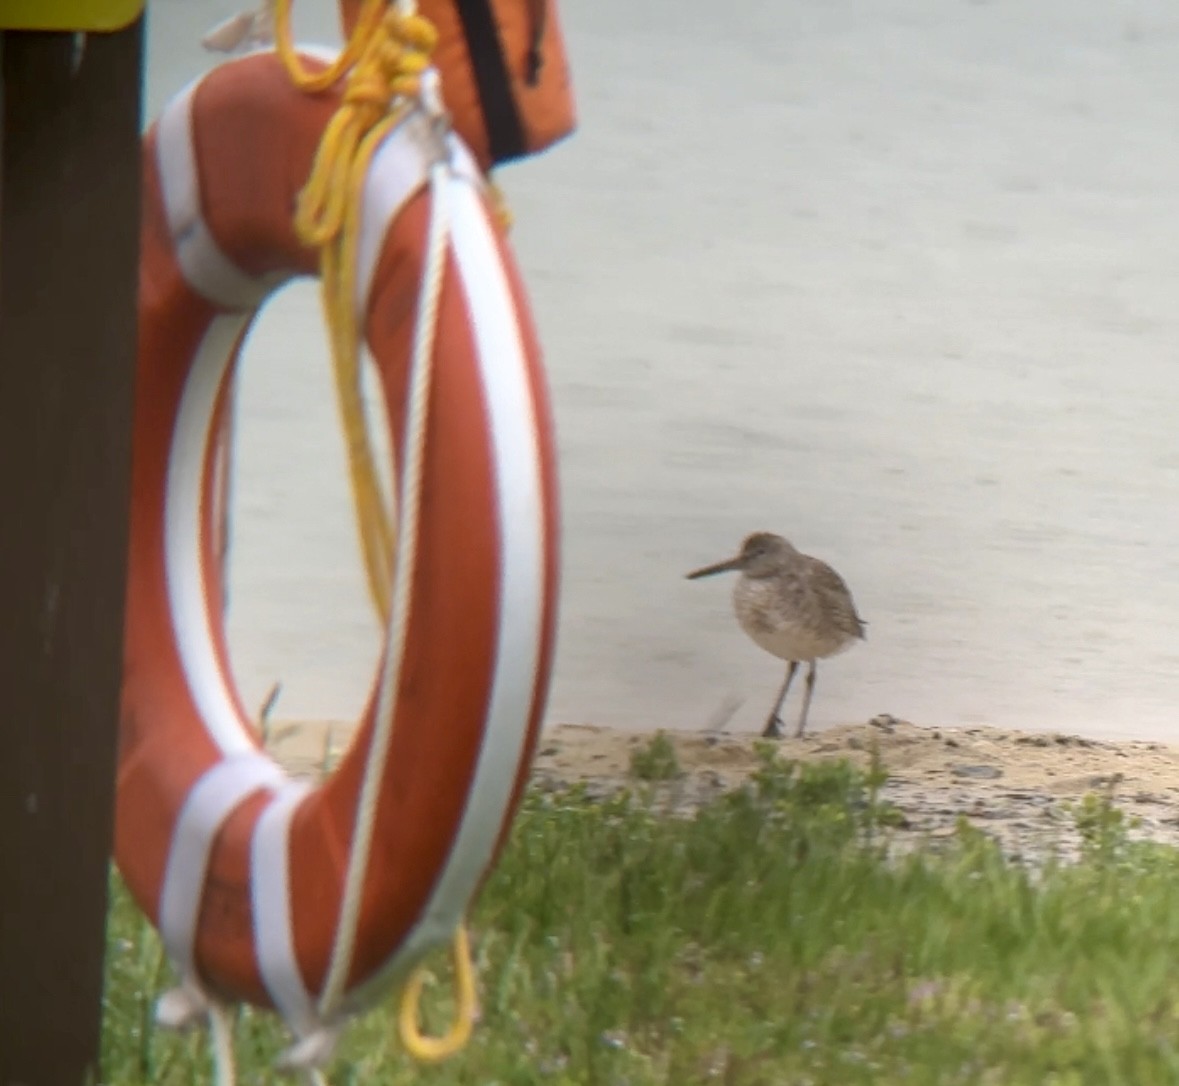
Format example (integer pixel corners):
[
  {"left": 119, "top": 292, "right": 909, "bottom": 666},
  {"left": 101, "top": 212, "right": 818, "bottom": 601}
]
[
  {"left": 208, "top": 1001, "right": 238, "bottom": 1086},
  {"left": 318, "top": 152, "right": 452, "bottom": 1021}
]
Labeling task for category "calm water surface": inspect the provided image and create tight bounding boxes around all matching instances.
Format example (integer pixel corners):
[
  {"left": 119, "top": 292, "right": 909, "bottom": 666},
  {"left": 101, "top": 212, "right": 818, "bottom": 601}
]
[{"left": 146, "top": 0, "right": 1179, "bottom": 742}]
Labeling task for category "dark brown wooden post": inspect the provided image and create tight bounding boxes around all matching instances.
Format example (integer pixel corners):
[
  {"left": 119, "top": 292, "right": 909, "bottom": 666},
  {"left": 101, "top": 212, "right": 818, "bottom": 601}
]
[{"left": 0, "top": 17, "right": 144, "bottom": 1086}]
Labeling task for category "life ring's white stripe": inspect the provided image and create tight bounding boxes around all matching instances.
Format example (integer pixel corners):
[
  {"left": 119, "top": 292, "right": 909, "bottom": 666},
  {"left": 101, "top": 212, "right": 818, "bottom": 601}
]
[
  {"left": 354, "top": 115, "right": 482, "bottom": 318},
  {"left": 166, "top": 313, "right": 260, "bottom": 758},
  {"left": 156, "top": 48, "right": 465, "bottom": 315},
  {"left": 251, "top": 780, "right": 317, "bottom": 1035},
  {"left": 155, "top": 45, "right": 336, "bottom": 311},
  {"left": 159, "top": 754, "right": 285, "bottom": 983},
  {"left": 350, "top": 177, "right": 547, "bottom": 1004},
  {"left": 156, "top": 79, "right": 281, "bottom": 311},
  {"left": 163, "top": 305, "right": 319, "bottom": 1026},
  {"left": 393, "top": 177, "right": 545, "bottom": 958}
]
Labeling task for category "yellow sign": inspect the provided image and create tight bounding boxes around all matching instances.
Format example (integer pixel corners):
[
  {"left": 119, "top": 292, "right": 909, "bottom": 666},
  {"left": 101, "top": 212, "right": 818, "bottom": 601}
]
[{"left": 0, "top": 0, "right": 144, "bottom": 31}]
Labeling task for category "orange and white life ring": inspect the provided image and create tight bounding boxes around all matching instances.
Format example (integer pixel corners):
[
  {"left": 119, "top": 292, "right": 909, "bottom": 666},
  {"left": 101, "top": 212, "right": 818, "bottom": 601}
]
[{"left": 118, "top": 45, "right": 558, "bottom": 1035}]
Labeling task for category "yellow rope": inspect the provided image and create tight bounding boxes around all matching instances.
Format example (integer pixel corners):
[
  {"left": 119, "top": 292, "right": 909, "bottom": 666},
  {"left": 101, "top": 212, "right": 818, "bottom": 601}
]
[
  {"left": 272, "top": 0, "right": 476, "bottom": 1064},
  {"left": 397, "top": 926, "right": 478, "bottom": 1060},
  {"left": 274, "top": 0, "right": 386, "bottom": 92},
  {"left": 486, "top": 177, "right": 513, "bottom": 231},
  {"left": 274, "top": 0, "right": 436, "bottom": 619}
]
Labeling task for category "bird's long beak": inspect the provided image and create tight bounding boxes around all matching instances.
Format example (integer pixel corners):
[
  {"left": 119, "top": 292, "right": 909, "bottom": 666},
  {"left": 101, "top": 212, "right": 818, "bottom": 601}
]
[{"left": 685, "top": 555, "right": 743, "bottom": 580}]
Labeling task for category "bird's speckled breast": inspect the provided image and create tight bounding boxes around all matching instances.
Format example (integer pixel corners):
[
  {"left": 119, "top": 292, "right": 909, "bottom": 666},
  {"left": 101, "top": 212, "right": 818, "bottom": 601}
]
[{"left": 732, "top": 575, "right": 858, "bottom": 663}]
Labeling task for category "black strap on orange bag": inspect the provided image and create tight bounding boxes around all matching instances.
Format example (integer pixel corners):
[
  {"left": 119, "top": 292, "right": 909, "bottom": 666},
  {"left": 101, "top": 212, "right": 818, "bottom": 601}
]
[{"left": 453, "top": 0, "right": 527, "bottom": 164}]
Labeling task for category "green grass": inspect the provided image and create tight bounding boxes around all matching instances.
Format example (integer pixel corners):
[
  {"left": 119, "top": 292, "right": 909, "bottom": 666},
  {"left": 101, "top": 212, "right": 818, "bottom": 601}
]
[
  {"left": 101, "top": 744, "right": 1179, "bottom": 1084},
  {"left": 628, "top": 730, "right": 683, "bottom": 782}
]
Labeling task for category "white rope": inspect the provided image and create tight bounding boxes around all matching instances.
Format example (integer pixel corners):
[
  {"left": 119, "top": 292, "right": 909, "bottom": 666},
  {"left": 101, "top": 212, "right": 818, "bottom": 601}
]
[
  {"left": 201, "top": 2, "right": 275, "bottom": 53},
  {"left": 208, "top": 1001, "right": 238, "bottom": 1086},
  {"left": 317, "top": 147, "right": 451, "bottom": 1024},
  {"left": 156, "top": 984, "right": 240, "bottom": 1086},
  {"left": 177, "top": 150, "right": 449, "bottom": 1084}
]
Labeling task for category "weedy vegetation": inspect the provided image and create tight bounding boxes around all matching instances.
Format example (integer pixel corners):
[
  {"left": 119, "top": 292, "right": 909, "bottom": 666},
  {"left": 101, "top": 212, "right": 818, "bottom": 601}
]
[
  {"left": 102, "top": 740, "right": 1179, "bottom": 1084},
  {"left": 627, "top": 730, "right": 683, "bottom": 782}
]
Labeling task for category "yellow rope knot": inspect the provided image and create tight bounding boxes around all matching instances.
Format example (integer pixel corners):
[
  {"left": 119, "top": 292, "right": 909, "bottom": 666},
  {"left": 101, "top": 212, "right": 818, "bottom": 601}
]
[
  {"left": 344, "top": 11, "right": 436, "bottom": 110},
  {"left": 289, "top": 8, "right": 438, "bottom": 251}
]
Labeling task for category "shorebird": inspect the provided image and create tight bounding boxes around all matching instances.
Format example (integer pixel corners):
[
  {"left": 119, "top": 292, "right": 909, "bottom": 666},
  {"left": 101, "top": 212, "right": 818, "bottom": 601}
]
[{"left": 686, "top": 532, "right": 865, "bottom": 739}]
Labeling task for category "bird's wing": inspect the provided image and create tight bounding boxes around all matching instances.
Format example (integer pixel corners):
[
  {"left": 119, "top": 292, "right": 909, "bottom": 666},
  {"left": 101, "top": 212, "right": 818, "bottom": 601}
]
[{"left": 804, "top": 556, "right": 866, "bottom": 638}]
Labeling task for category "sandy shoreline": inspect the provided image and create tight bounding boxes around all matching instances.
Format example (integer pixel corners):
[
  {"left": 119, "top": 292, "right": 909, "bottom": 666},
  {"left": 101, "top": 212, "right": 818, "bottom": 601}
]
[{"left": 266, "top": 717, "right": 1179, "bottom": 866}]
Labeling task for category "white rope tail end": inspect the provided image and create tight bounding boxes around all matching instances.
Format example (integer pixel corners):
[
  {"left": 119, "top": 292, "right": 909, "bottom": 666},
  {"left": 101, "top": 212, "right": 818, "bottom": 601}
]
[
  {"left": 156, "top": 979, "right": 334, "bottom": 1086},
  {"left": 275, "top": 1028, "right": 341, "bottom": 1081},
  {"left": 419, "top": 68, "right": 448, "bottom": 130},
  {"left": 156, "top": 984, "right": 240, "bottom": 1086},
  {"left": 202, "top": 3, "right": 275, "bottom": 54},
  {"left": 156, "top": 982, "right": 209, "bottom": 1031}
]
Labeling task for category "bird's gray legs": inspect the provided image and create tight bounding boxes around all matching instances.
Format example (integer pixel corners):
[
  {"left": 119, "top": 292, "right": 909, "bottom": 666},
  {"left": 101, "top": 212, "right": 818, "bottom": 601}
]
[
  {"left": 762, "top": 660, "right": 800, "bottom": 738},
  {"left": 795, "top": 661, "right": 818, "bottom": 737}
]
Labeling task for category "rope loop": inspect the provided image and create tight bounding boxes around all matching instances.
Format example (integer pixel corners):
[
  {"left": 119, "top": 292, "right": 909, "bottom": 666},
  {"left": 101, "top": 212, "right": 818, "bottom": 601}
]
[{"left": 398, "top": 926, "right": 478, "bottom": 1062}]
